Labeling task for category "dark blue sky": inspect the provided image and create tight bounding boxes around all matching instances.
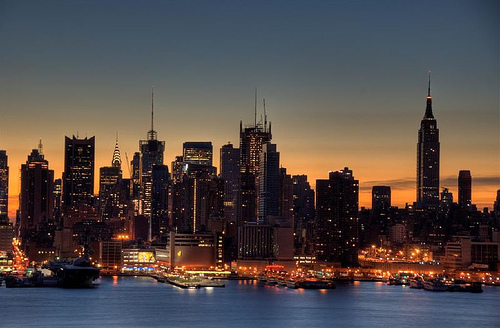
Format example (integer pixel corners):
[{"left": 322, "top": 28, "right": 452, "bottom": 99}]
[{"left": 0, "top": 0, "right": 498, "bottom": 210}]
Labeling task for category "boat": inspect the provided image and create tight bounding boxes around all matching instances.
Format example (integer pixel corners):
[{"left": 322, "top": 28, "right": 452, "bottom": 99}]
[
  {"left": 286, "top": 280, "right": 297, "bottom": 289},
  {"left": 448, "top": 280, "right": 483, "bottom": 293},
  {"left": 409, "top": 276, "right": 424, "bottom": 289},
  {"left": 388, "top": 276, "right": 408, "bottom": 286},
  {"left": 267, "top": 277, "right": 278, "bottom": 285},
  {"left": 50, "top": 257, "right": 100, "bottom": 288},
  {"left": 423, "top": 279, "right": 448, "bottom": 292},
  {"left": 296, "top": 279, "right": 336, "bottom": 289}
]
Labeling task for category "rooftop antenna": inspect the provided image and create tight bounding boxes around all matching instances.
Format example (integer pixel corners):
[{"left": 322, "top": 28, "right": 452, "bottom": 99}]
[
  {"left": 151, "top": 86, "right": 155, "bottom": 132},
  {"left": 263, "top": 98, "right": 267, "bottom": 131},
  {"left": 427, "top": 71, "right": 431, "bottom": 96},
  {"left": 254, "top": 87, "right": 257, "bottom": 128}
]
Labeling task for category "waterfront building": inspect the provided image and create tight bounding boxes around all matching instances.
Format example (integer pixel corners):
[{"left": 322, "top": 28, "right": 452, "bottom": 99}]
[
  {"left": 458, "top": 170, "right": 472, "bottom": 208},
  {"left": 63, "top": 135, "right": 95, "bottom": 208},
  {"left": 315, "top": 167, "right": 359, "bottom": 267},
  {"left": 416, "top": 74, "right": 440, "bottom": 209},
  {"left": 0, "top": 150, "right": 8, "bottom": 220}
]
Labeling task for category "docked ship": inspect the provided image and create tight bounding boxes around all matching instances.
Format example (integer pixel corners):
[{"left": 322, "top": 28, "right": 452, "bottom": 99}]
[
  {"left": 50, "top": 257, "right": 100, "bottom": 288},
  {"left": 295, "top": 279, "right": 336, "bottom": 289},
  {"left": 409, "top": 276, "right": 424, "bottom": 289},
  {"left": 423, "top": 279, "right": 448, "bottom": 292}
]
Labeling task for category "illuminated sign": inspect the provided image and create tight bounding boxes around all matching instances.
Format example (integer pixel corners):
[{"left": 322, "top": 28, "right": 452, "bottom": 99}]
[{"left": 137, "top": 252, "right": 155, "bottom": 263}]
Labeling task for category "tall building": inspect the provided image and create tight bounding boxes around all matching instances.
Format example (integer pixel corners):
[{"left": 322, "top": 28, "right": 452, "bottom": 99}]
[
  {"left": 372, "top": 186, "right": 391, "bottom": 217},
  {"left": 99, "top": 139, "right": 123, "bottom": 221},
  {"left": 63, "top": 136, "right": 95, "bottom": 208},
  {"left": 151, "top": 165, "right": 170, "bottom": 240},
  {"left": 0, "top": 150, "right": 8, "bottom": 220},
  {"left": 139, "top": 89, "right": 165, "bottom": 240},
  {"left": 238, "top": 109, "right": 272, "bottom": 225},
  {"left": 292, "top": 175, "right": 315, "bottom": 254},
  {"left": 220, "top": 143, "right": 240, "bottom": 223},
  {"left": 19, "top": 142, "right": 54, "bottom": 248},
  {"left": 458, "top": 170, "right": 472, "bottom": 208},
  {"left": 257, "top": 142, "right": 280, "bottom": 222},
  {"left": 315, "top": 167, "right": 359, "bottom": 266},
  {"left": 416, "top": 74, "right": 440, "bottom": 209},
  {"left": 183, "top": 142, "right": 213, "bottom": 166}
]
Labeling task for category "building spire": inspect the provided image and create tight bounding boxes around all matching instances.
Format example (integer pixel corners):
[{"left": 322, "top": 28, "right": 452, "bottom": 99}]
[
  {"left": 147, "top": 87, "right": 158, "bottom": 140},
  {"left": 38, "top": 138, "right": 43, "bottom": 155},
  {"left": 112, "top": 133, "right": 121, "bottom": 168},
  {"left": 424, "top": 71, "right": 434, "bottom": 119}
]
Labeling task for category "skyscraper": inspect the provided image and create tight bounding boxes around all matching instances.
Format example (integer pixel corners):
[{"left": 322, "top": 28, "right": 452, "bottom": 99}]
[
  {"left": 458, "top": 170, "right": 472, "bottom": 208},
  {"left": 372, "top": 186, "right": 391, "bottom": 217},
  {"left": 139, "top": 89, "right": 165, "bottom": 240},
  {"left": 63, "top": 135, "right": 95, "bottom": 208},
  {"left": 183, "top": 142, "right": 213, "bottom": 166},
  {"left": 417, "top": 74, "right": 440, "bottom": 209},
  {"left": 99, "top": 139, "right": 123, "bottom": 221},
  {"left": 0, "top": 150, "right": 8, "bottom": 220},
  {"left": 220, "top": 143, "right": 240, "bottom": 223},
  {"left": 257, "top": 142, "right": 280, "bottom": 222},
  {"left": 315, "top": 167, "right": 359, "bottom": 266},
  {"left": 19, "top": 142, "right": 54, "bottom": 248},
  {"left": 151, "top": 165, "right": 170, "bottom": 240},
  {"left": 238, "top": 106, "right": 272, "bottom": 225}
]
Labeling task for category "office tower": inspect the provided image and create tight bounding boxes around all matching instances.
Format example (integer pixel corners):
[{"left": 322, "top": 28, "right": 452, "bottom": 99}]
[
  {"left": 99, "top": 139, "right": 123, "bottom": 221},
  {"left": 139, "top": 89, "right": 165, "bottom": 240},
  {"left": 257, "top": 143, "right": 280, "bottom": 222},
  {"left": 53, "top": 178, "right": 62, "bottom": 224},
  {"left": 220, "top": 143, "right": 240, "bottom": 223},
  {"left": 315, "top": 167, "right": 359, "bottom": 266},
  {"left": 372, "top": 186, "right": 391, "bottom": 217},
  {"left": 440, "top": 187, "right": 453, "bottom": 215},
  {"left": 238, "top": 107, "right": 272, "bottom": 225},
  {"left": 417, "top": 74, "right": 440, "bottom": 209},
  {"left": 458, "top": 170, "right": 472, "bottom": 207},
  {"left": 279, "top": 168, "right": 293, "bottom": 222},
  {"left": 494, "top": 190, "right": 500, "bottom": 219},
  {"left": 0, "top": 150, "right": 8, "bottom": 220},
  {"left": 19, "top": 142, "right": 54, "bottom": 246},
  {"left": 151, "top": 165, "right": 170, "bottom": 240},
  {"left": 183, "top": 142, "right": 213, "bottom": 166},
  {"left": 171, "top": 156, "right": 185, "bottom": 184},
  {"left": 292, "top": 175, "right": 315, "bottom": 254},
  {"left": 63, "top": 135, "right": 95, "bottom": 208},
  {"left": 131, "top": 152, "right": 141, "bottom": 199}
]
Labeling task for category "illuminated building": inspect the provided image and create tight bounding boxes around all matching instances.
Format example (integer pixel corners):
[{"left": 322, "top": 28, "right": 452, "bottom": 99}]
[
  {"left": 63, "top": 135, "right": 95, "bottom": 208},
  {"left": 372, "top": 186, "right": 391, "bottom": 227},
  {"left": 417, "top": 74, "right": 440, "bottom": 209},
  {"left": 0, "top": 222, "right": 14, "bottom": 252},
  {"left": 183, "top": 142, "right": 213, "bottom": 166},
  {"left": 121, "top": 247, "right": 156, "bottom": 272},
  {"left": 257, "top": 143, "right": 280, "bottom": 222},
  {"left": 0, "top": 150, "right": 8, "bottom": 220},
  {"left": 151, "top": 165, "right": 169, "bottom": 241},
  {"left": 458, "top": 170, "right": 472, "bottom": 208},
  {"left": 139, "top": 89, "right": 165, "bottom": 240},
  {"left": 156, "top": 232, "right": 220, "bottom": 269},
  {"left": 220, "top": 142, "right": 240, "bottom": 223},
  {"left": 171, "top": 156, "right": 185, "bottom": 184},
  {"left": 279, "top": 168, "right": 293, "bottom": 222},
  {"left": 238, "top": 110, "right": 272, "bottom": 225},
  {"left": 99, "top": 240, "right": 122, "bottom": 271},
  {"left": 19, "top": 142, "right": 55, "bottom": 255},
  {"left": 98, "top": 138, "right": 122, "bottom": 221},
  {"left": 315, "top": 167, "right": 359, "bottom": 267}
]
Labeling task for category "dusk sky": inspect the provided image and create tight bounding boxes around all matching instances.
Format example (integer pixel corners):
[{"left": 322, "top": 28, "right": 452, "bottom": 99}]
[{"left": 0, "top": 0, "right": 498, "bottom": 218}]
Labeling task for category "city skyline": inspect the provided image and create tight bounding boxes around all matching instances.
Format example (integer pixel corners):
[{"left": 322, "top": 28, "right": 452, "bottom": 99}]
[{"left": 1, "top": 0, "right": 498, "bottom": 218}]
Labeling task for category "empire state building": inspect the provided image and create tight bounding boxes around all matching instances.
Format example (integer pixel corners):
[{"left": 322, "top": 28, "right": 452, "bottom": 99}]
[{"left": 417, "top": 74, "right": 440, "bottom": 209}]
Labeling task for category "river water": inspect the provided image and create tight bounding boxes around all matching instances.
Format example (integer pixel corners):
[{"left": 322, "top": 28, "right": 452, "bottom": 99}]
[{"left": 1, "top": 276, "right": 499, "bottom": 327}]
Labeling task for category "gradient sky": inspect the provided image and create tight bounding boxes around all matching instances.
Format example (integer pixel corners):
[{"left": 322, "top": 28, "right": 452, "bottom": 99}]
[{"left": 0, "top": 0, "right": 498, "bottom": 218}]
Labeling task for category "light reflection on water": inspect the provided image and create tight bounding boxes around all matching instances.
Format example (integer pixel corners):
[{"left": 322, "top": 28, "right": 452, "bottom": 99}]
[{"left": 1, "top": 276, "right": 498, "bottom": 328}]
